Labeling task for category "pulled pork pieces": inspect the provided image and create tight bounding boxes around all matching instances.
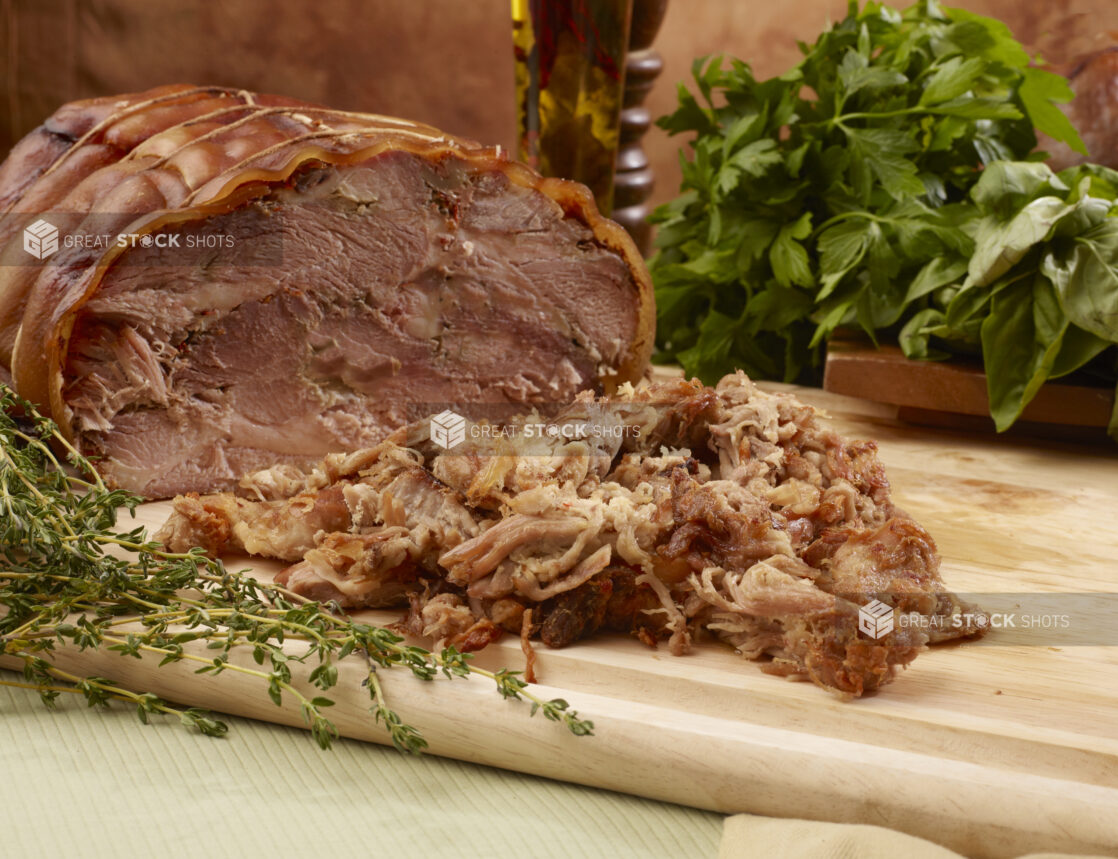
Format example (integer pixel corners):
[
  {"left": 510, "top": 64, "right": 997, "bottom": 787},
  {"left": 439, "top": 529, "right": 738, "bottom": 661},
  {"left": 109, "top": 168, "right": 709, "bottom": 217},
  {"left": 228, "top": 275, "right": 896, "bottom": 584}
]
[{"left": 156, "top": 374, "right": 984, "bottom": 696}]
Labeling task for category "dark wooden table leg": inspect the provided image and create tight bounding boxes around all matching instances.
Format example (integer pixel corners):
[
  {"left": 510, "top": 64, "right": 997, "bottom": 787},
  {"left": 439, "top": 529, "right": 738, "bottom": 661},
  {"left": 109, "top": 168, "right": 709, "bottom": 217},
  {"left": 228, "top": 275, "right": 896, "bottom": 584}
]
[{"left": 612, "top": 0, "right": 668, "bottom": 256}]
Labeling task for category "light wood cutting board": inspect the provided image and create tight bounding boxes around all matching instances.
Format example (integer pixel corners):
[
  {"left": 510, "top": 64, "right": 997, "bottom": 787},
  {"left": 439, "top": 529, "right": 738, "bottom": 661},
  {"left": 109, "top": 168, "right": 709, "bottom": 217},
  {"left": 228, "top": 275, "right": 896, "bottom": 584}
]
[{"left": 4, "top": 379, "right": 1118, "bottom": 857}]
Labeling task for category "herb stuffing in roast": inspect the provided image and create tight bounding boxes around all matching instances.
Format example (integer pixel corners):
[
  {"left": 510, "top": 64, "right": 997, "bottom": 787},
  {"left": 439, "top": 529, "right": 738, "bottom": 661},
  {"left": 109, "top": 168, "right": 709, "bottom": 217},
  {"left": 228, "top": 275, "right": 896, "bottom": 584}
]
[{"left": 157, "top": 373, "right": 986, "bottom": 697}]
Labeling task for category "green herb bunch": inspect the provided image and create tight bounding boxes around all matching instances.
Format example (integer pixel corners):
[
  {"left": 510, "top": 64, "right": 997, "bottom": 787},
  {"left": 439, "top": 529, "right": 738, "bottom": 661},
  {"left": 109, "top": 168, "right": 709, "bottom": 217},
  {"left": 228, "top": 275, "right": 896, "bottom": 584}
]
[
  {"left": 650, "top": 0, "right": 1118, "bottom": 435},
  {"left": 0, "top": 384, "right": 592, "bottom": 750}
]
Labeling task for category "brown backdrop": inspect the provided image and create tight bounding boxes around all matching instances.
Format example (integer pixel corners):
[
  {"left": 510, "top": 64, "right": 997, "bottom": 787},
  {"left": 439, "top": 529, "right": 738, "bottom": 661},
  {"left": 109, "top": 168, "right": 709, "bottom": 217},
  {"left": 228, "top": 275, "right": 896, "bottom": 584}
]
[
  {"left": 645, "top": 0, "right": 1118, "bottom": 208},
  {"left": 4, "top": 0, "right": 1118, "bottom": 217},
  {"left": 0, "top": 0, "right": 518, "bottom": 151}
]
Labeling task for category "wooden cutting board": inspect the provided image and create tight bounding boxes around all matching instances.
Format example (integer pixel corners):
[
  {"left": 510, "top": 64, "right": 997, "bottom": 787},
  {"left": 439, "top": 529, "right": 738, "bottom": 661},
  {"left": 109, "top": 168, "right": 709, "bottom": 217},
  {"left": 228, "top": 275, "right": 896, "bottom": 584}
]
[{"left": 4, "top": 380, "right": 1118, "bottom": 857}]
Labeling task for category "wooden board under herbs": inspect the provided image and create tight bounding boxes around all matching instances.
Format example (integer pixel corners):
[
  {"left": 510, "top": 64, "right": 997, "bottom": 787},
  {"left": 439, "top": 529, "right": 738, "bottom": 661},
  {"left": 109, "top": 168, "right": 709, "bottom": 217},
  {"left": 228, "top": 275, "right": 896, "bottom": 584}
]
[
  {"left": 824, "top": 337, "right": 1115, "bottom": 440},
  {"left": 4, "top": 380, "right": 1118, "bottom": 858}
]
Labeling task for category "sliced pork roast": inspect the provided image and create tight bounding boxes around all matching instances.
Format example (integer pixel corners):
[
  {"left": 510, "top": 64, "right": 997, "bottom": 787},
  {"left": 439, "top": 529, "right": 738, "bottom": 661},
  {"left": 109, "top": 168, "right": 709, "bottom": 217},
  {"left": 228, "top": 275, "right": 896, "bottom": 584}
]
[
  {"left": 157, "top": 373, "right": 986, "bottom": 697},
  {"left": 0, "top": 85, "right": 654, "bottom": 496}
]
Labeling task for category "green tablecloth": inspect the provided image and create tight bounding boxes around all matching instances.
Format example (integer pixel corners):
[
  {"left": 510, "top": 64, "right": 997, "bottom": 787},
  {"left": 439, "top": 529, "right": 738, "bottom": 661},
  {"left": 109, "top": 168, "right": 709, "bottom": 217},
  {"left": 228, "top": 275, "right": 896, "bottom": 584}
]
[{"left": 0, "top": 677, "right": 723, "bottom": 857}]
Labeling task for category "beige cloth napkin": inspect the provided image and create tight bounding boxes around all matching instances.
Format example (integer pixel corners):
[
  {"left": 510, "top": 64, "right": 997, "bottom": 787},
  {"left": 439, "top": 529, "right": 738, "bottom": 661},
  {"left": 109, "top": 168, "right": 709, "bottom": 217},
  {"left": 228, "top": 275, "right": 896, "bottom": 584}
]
[{"left": 720, "top": 814, "right": 1115, "bottom": 859}]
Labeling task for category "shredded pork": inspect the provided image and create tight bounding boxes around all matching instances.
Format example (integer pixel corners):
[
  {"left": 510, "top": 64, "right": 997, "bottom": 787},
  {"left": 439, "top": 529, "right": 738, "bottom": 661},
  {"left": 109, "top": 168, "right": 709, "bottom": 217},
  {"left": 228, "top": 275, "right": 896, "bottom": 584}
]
[{"left": 156, "top": 373, "right": 985, "bottom": 696}]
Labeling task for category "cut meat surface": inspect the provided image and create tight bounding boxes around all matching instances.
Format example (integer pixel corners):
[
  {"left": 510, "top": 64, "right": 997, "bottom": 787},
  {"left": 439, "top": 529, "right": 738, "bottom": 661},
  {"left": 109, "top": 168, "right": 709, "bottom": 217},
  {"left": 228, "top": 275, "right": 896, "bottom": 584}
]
[
  {"left": 156, "top": 373, "right": 986, "bottom": 697},
  {"left": 0, "top": 86, "right": 654, "bottom": 497}
]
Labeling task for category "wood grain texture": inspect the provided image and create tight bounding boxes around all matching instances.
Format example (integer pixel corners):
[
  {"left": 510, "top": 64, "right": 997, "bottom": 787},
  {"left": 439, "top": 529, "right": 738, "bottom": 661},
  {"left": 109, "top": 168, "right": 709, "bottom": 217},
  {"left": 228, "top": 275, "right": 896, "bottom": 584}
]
[{"left": 4, "top": 377, "right": 1118, "bottom": 857}]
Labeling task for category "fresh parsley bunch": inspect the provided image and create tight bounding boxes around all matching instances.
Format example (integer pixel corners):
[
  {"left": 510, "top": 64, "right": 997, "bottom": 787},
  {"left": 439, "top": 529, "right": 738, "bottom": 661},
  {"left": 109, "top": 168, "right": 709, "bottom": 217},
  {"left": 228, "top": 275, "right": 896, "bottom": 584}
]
[{"left": 650, "top": 0, "right": 1118, "bottom": 435}]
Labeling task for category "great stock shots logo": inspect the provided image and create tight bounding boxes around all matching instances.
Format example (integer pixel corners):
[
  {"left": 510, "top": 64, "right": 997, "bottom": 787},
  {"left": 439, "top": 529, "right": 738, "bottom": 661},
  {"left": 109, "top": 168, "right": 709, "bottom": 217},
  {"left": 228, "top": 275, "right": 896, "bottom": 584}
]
[
  {"left": 23, "top": 219, "right": 59, "bottom": 260},
  {"left": 858, "top": 599, "right": 895, "bottom": 640},
  {"left": 430, "top": 410, "right": 467, "bottom": 450},
  {"left": 422, "top": 403, "right": 647, "bottom": 454},
  {"left": 7, "top": 213, "right": 263, "bottom": 267}
]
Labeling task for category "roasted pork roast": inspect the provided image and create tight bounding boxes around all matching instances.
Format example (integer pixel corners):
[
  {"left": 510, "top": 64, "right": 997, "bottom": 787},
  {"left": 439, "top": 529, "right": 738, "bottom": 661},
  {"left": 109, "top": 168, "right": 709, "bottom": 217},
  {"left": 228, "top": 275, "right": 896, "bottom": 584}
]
[
  {"left": 0, "top": 85, "right": 654, "bottom": 496},
  {"left": 157, "top": 374, "right": 986, "bottom": 696}
]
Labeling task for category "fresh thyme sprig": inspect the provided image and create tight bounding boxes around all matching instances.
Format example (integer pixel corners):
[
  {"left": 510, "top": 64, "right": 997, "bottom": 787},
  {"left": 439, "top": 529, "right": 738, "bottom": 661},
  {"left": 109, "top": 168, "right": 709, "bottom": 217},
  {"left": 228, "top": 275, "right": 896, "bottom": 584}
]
[{"left": 0, "top": 384, "right": 593, "bottom": 751}]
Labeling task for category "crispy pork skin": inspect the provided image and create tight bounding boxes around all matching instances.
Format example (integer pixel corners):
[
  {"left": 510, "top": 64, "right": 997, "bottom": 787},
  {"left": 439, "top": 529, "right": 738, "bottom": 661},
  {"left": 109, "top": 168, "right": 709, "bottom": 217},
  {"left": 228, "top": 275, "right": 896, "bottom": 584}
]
[
  {"left": 157, "top": 373, "right": 985, "bottom": 696},
  {"left": 0, "top": 86, "right": 654, "bottom": 497},
  {"left": 0, "top": 86, "right": 308, "bottom": 362}
]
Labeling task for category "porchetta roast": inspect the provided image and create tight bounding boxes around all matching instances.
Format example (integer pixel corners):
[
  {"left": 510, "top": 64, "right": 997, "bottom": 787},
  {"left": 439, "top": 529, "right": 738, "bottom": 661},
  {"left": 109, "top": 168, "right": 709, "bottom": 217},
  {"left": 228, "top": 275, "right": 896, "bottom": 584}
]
[
  {"left": 0, "top": 85, "right": 653, "bottom": 497},
  {"left": 157, "top": 374, "right": 986, "bottom": 696}
]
